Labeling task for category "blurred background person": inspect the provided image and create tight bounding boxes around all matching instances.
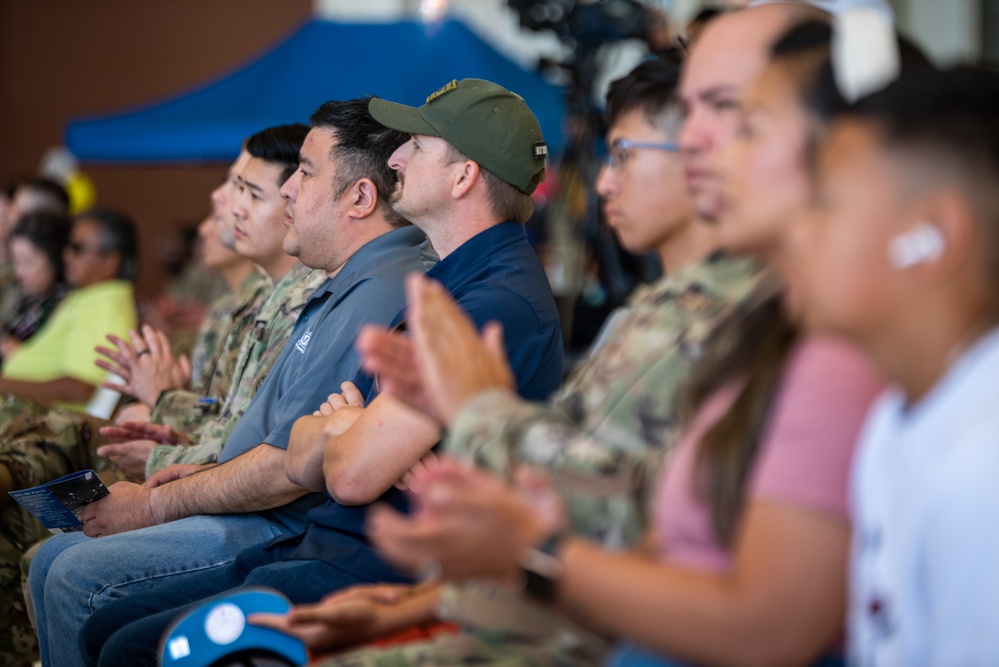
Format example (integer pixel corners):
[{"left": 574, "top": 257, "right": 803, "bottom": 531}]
[
  {"left": 0, "top": 207, "right": 138, "bottom": 408},
  {"left": 0, "top": 212, "right": 71, "bottom": 362},
  {"left": 0, "top": 178, "right": 70, "bottom": 327},
  {"left": 139, "top": 220, "right": 229, "bottom": 362}
]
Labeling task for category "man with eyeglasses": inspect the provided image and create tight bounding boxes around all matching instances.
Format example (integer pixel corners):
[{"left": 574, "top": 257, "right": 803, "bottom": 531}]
[{"left": 244, "top": 54, "right": 763, "bottom": 667}]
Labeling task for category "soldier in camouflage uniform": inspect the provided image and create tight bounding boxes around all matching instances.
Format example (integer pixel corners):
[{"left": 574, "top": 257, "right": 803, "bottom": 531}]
[
  {"left": 145, "top": 262, "right": 325, "bottom": 476},
  {"left": 287, "top": 57, "right": 767, "bottom": 667},
  {"left": 98, "top": 137, "right": 323, "bottom": 479},
  {"left": 146, "top": 269, "right": 268, "bottom": 438},
  {"left": 152, "top": 210, "right": 267, "bottom": 434}
]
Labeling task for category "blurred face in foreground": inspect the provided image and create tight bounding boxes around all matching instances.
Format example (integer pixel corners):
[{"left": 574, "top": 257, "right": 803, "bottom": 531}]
[
  {"left": 715, "top": 61, "right": 815, "bottom": 271},
  {"left": 794, "top": 119, "right": 912, "bottom": 340}
]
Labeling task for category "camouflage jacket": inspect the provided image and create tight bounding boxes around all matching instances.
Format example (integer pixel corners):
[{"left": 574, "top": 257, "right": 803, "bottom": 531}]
[
  {"left": 187, "top": 272, "right": 261, "bottom": 391},
  {"left": 0, "top": 390, "right": 109, "bottom": 666},
  {"left": 439, "top": 255, "right": 765, "bottom": 665},
  {"left": 150, "top": 271, "right": 269, "bottom": 436},
  {"left": 145, "top": 263, "right": 327, "bottom": 477},
  {"left": 0, "top": 260, "right": 20, "bottom": 328}
]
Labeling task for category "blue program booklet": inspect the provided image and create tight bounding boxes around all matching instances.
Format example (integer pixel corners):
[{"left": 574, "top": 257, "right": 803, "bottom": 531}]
[{"left": 8, "top": 469, "right": 110, "bottom": 533}]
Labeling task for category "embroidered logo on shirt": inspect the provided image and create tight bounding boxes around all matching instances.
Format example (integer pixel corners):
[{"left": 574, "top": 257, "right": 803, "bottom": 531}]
[{"left": 295, "top": 331, "right": 313, "bottom": 354}]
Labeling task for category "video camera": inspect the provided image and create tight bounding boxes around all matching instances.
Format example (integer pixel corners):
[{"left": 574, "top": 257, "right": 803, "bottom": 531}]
[{"left": 508, "top": 0, "right": 656, "bottom": 113}]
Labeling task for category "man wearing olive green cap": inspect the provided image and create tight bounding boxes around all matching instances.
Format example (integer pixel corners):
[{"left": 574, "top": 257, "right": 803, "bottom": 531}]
[
  {"left": 368, "top": 78, "right": 549, "bottom": 198},
  {"left": 75, "top": 85, "right": 563, "bottom": 665}
]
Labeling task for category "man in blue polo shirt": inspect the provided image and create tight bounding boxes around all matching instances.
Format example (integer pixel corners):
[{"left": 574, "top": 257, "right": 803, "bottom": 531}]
[
  {"left": 29, "top": 100, "right": 437, "bottom": 667},
  {"left": 79, "top": 79, "right": 564, "bottom": 666}
]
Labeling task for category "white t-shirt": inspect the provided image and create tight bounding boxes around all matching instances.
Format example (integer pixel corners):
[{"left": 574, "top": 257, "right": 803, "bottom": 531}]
[{"left": 849, "top": 326, "right": 999, "bottom": 667}]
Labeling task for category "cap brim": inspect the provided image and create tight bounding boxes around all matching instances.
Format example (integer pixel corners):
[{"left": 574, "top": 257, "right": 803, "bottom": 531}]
[{"left": 368, "top": 98, "right": 439, "bottom": 137}]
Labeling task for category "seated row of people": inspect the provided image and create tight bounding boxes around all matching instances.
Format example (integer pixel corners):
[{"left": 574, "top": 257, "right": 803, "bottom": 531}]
[
  {"left": 23, "top": 81, "right": 564, "bottom": 667},
  {"left": 2, "top": 2, "right": 997, "bottom": 666}
]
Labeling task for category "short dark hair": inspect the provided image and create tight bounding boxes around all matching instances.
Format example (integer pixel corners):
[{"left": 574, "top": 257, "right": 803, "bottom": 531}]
[
  {"left": 15, "top": 177, "right": 70, "bottom": 216},
  {"left": 245, "top": 124, "right": 310, "bottom": 185},
  {"left": 848, "top": 66, "right": 999, "bottom": 283},
  {"left": 9, "top": 212, "right": 71, "bottom": 283},
  {"left": 311, "top": 98, "right": 410, "bottom": 227},
  {"left": 75, "top": 206, "right": 140, "bottom": 282},
  {"left": 605, "top": 52, "right": 684, "bottom": 133},
  {"left": 771, "top": 19, "right": 933, "bottom": 121},
  {"left": 441, "top": 143, "right": 536, "bottom": 224},
  {"left": 768, "top": 19, "right": 932, "bottom": 172},
  {"left": 691, "top": 7, "right": 723, "bottom": 26}
]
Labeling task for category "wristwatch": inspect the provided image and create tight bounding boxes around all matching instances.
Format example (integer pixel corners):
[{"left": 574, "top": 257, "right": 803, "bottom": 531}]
[{"left": 519, "top": 533, "right": 565, "bottom": 603}]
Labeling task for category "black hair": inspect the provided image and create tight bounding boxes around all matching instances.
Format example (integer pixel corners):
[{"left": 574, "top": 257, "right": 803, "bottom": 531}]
[
  {"left": 15, "top": 177, "right": 70, "bottom": 216},
  {"left": 3, "top": 177, "right": 25, "bottom": 200},
  {"left": 245, "top": 124, "right": 310, "bottom": 185},
  {"left": 848, "top": 66, "right": 999, "bottom": 282},
  {"left": 605, "top": 51, "right": 684, "bottom": 132},
  {"left": 311, "top": 97, "right": 410, "bottom": 227},
  {"left": 691, "top": 7, "right": 723, "bottom": 25},
  {"left": 771, "top": 19, "right": 934, "bottom": 124},
  {"left": 767, "top": 19, "right": 933, "bottom": 173},
  {"left": 9, "top": 211, "right": 71, "bottom": 283},
  {"left": 75, "top": 206, "right": 140, "bottom": 282}
]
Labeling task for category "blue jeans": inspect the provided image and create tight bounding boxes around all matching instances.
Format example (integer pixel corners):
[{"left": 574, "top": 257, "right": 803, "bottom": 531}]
[
  {"left": 29, "top": 513, "right": 292, "bottom": 667},
  {"left": 80, "top": 537, "right": 365, "bottom": 667}
]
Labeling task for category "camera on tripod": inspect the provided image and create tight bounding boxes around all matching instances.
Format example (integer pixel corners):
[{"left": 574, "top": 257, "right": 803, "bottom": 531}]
[{"left": 508, "top": 0, "right": 656, "bottom": 105}]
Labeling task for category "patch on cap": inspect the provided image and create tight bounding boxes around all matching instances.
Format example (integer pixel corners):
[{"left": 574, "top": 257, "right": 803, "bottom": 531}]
[
  {"left": 533, "top": 142, "right": 548, "bottom": 160},
  {"left": 426, "top": 80, "right": 459, "bottom": 105}
]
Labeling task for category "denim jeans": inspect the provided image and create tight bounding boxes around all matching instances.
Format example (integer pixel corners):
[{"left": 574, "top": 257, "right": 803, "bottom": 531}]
[
  {"left": 28, "top": 513, "right": 292, "bottom": 667},
  {"left": 81, "top": 537, "right": 364, "bottom": 667}
]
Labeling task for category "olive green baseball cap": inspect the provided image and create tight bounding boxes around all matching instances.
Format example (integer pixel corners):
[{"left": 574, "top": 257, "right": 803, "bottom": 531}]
[{"left": 369, "top": 78, "right": 548, "bottom": 195}]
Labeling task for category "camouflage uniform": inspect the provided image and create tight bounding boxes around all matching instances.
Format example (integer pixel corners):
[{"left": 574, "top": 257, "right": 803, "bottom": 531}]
[
  {"left": 145, "top": 263, "right": 327, "bottom": 477},
  {"left": 0, "top": 395, "right": 97, "bottom": 667},
  {"left": 187, "top": 273, "right": 262, "bottom": 394},
  {"left": 0, "top": 260, "right": 21, "bottom": 329},
  {"left": 160, "top": 263, "right": 231, "bottom": 363},
  {"left": 316, "top": 255, "right": 765, "bottom": 667},
  {"left": 150, "top": 271, "right": 269, "bottom": 437}
]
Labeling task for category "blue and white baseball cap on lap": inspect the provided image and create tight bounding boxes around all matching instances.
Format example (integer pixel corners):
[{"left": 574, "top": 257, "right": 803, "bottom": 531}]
[{"left": 159, "top": 588, "right": 308, "bottom": 667}]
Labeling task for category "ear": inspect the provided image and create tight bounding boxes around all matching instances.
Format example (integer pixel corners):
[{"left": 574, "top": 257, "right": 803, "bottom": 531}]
[
  {"left": 450, "top": 160, "right": 481, "bottom": 200},
  {"left": 345, "top": 178, "right": 379, "bottom": 220}
]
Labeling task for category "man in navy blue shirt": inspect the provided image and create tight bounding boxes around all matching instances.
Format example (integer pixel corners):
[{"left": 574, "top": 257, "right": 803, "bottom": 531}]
[{"left": 80, "top": 81, "right": 563, "bottom": 666}]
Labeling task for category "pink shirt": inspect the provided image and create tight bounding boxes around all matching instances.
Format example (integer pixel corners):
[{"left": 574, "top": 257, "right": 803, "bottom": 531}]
[{"left": 654, "top": 335, "right": 883, "bottom": 572}]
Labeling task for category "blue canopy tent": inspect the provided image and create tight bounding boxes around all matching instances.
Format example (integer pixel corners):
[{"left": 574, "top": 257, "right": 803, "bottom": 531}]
[{"left": 66, "top": 19, "right": 565, "bottom": 163}]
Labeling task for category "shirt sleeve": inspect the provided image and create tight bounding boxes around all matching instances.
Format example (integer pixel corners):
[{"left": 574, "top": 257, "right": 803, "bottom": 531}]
[{"left": 749, "top": 336, "right": 884, "bottom": 519}]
